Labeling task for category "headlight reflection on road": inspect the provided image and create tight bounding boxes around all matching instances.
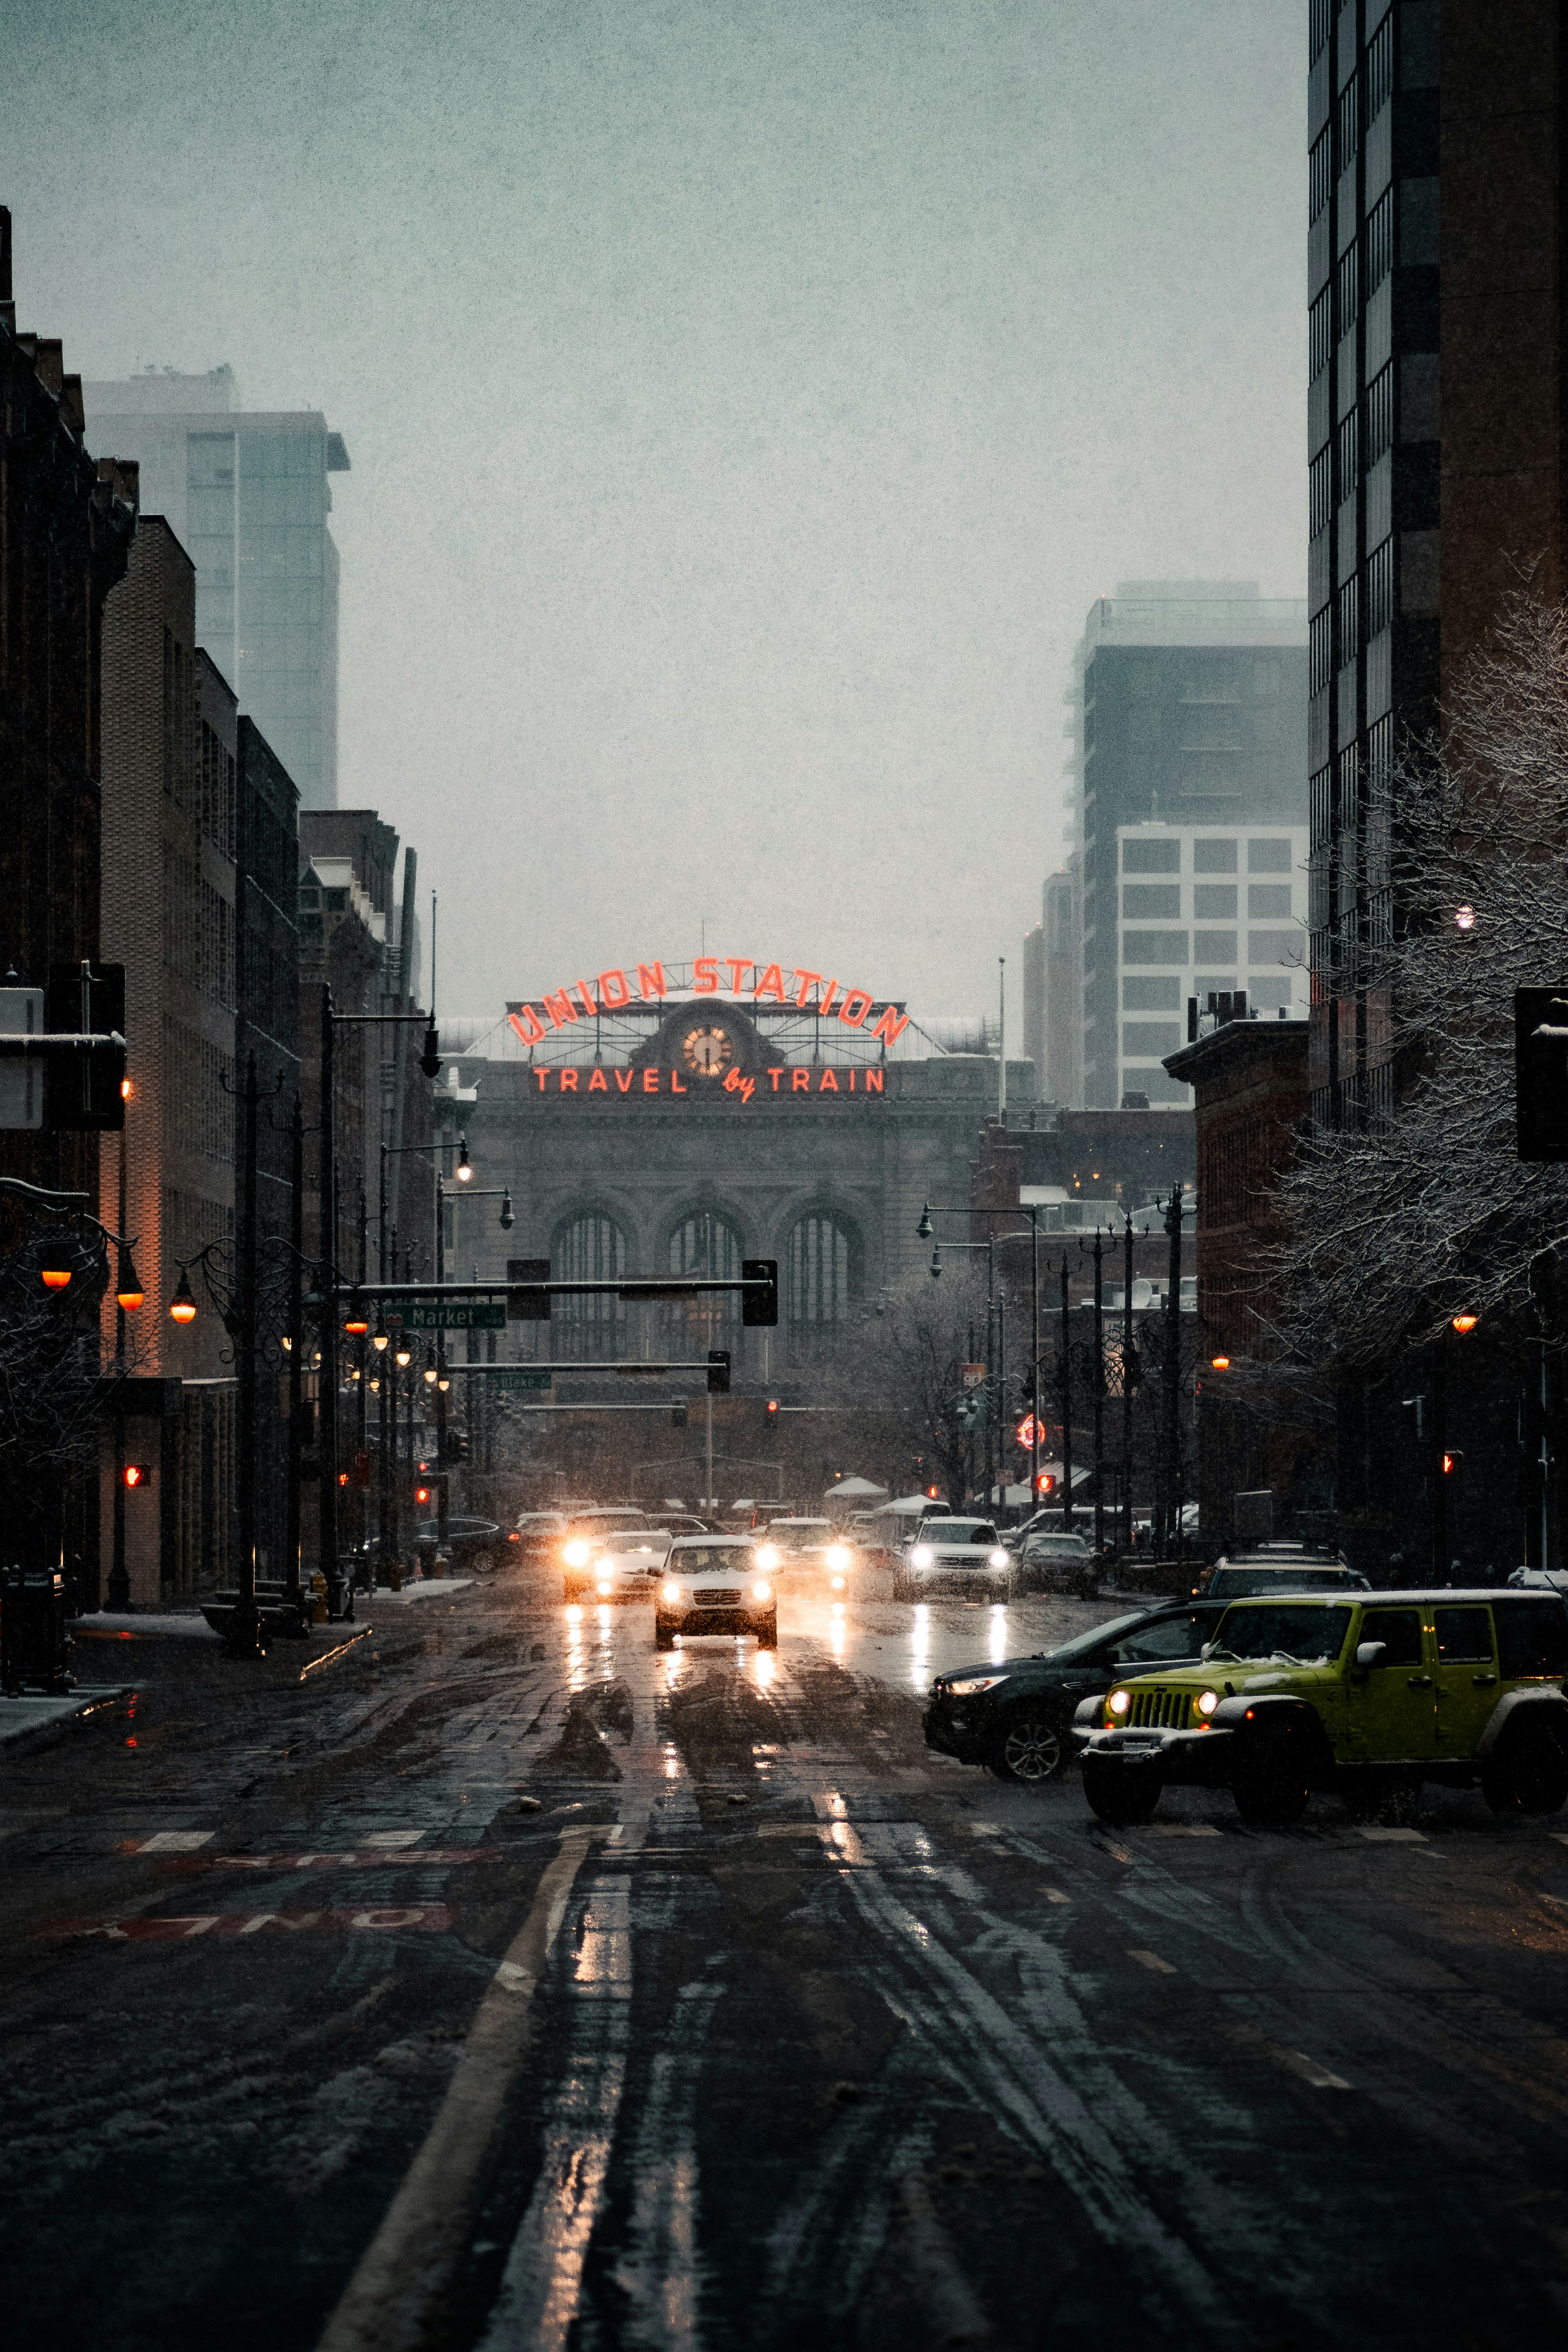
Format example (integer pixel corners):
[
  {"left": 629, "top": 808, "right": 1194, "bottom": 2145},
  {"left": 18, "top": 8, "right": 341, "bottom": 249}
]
[
  {"left": 828, "top": 1600, "right": 845, "bottom": 1659},
  {"left": 753, "top": 1649, "right": 777, "bottom": 1689},
  {"left": 990, "top": 1605, "right": 1009, "bottom": 1665},
  {"left": 909, "top": 1603, "right": 930, "bottom": 1693}
]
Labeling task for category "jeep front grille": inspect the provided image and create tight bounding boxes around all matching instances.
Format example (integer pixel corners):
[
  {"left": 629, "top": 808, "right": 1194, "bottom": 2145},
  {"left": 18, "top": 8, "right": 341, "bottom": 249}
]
[{"left": 1126, "top": 1686, "right": 1192, "bottom": 1731}]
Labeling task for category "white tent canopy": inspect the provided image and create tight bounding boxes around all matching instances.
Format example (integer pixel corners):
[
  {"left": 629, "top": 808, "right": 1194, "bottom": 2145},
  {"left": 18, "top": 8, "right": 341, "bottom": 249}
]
[{"left": 823, "top": 1476, "right": 887, "bottom": 1503}]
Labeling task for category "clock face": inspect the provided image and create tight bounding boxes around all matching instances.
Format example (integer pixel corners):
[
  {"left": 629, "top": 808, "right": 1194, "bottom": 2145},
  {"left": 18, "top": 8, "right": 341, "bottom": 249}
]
[{"left": 682, "top": 1024, "right": 735, "bottom": 1078}]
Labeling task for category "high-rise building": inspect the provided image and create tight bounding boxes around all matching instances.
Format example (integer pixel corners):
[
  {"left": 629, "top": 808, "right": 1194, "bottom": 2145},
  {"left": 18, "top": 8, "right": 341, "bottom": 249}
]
[
  {"left": 1064, "top": 584, "right": 1309, "bottom": 1110},
  {"left": 82, "top": 368, "right": 350, "bottom": 809},
  {"left": 1307, "top": 0, "right": 1568, "bottom": 1127}
]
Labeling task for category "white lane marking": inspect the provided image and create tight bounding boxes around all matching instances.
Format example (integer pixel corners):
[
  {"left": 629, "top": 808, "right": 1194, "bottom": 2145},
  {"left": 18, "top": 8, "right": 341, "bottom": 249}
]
[
  {"left": 610, "top": 1985, "right": 722, "bottom": 2347},
  {"left": 1279, "top": 2049, "right": 1351, "bottom": 2091},
  {"left": 316, "top": 1825, "right": 602, "bottom": 2352},
  {"left": 1099, "top": 1839, "right": 1135, "bottom": 1866},
  {"left": 1144, "top": 1823, "right": 1222, "bottom": 1838},
  {"left": 1357, "top": 1826, "right": 1427, "bottom": 1842},
  {"left": 845, "top": 1869, "right": 1224, "bottom": 2323},
  {"left": 756, "top": 1823, "right": 830, "bottom": 1841},
  {"left": 1044, "top": 1889, "right": 1070, "bottom": 1905},
  {"left": 968, "top": 1820, "right": 1003, "bottom": 1835},
  {"left": 1128, "top": 1949, "right": 1178, "bottom": 1975},
  {"left": 137, "top": 1830, "right": 215, "bottom": 1853},
  {"left": 359, "top": 1829, "right": 426, "bottom": 1848},
  {"left": 480, "top": 1877, "right": 634, "bottom": 2351}
]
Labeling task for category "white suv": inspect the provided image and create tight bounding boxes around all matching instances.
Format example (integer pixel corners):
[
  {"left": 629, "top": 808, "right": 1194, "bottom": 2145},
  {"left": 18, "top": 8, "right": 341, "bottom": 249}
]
[{"left": 656, "top": 1537, "right": 778, "bottom": 1651}]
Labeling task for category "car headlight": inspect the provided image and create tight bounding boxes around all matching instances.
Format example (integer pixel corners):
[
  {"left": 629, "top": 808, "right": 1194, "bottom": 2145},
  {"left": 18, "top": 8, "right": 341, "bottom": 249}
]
[
  {"left": 1196, "top": 1689, "right": 1218, "bottom": 1718},
  {"left": 988, "top": 1549, "right": 1010, "bottom": 1568},
  {"left": 911, "top": 1545, "right": 933, "bottom": 1568},
  {"left": 662, "top": 1580, "right": 682, "bottom": 1603},
  {"left": 751, "top": 1579, "right": 772, "bottom": 1601},
  {"left": 756, "top": 1544, "right": 781, "bottom": 1571},
  {"left": 827, "top": 1545, "right": 850, "bottom": 1570},
  {"left": 596, "top": 1578, "right": 613, "bottom": 1596},
  {"left": 563, "top": 1539, "right": 591, "bottom": 1568},
  {"left": 948, "top": 1674, "right": 1008, "bottom": 1696},
  {"left": 1107, "top": 1690, "right": 1130, "bottom": 1717},
  {"left": 830, "top": 1574, "right": 845, "bottom": 1590}
]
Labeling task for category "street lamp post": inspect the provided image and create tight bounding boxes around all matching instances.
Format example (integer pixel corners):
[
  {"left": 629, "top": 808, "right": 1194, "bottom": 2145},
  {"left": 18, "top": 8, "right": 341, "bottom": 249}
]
[
  {"left": 1122, "top": 1217, "right": 1136, "bottom": 1550},
  {"left": 919, "top": 1200, "right": 1041, "bottom": 1506}
]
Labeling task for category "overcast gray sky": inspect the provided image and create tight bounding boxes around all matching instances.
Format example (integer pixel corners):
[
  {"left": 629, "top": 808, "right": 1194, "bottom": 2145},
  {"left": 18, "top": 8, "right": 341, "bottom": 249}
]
[{"left": 10, "top": 0, "right": 1306, "bottom": 1022}]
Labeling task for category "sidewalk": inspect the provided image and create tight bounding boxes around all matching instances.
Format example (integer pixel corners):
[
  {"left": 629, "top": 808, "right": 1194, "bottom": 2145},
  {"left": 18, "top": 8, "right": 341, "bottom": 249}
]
[{"left": 0, "top": 1684, "right": 133, "bottom": 1750}]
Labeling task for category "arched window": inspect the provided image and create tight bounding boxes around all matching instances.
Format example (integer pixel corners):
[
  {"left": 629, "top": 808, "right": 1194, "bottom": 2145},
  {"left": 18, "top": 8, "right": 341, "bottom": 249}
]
[
  {"left": 667, "top": 1210, "right": 743, "bottom": 1348},
  {"left": 787, "top": 1213, "right": 855, "bottom": 1331},
  {"left": 552, "top": 1212, "right": 627, "bottom": 1360}
]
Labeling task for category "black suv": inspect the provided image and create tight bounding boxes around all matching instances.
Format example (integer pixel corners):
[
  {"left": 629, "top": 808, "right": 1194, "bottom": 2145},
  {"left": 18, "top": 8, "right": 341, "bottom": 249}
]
[{"left": 924, "top": 1600, "right": 1228, "bottom": 1784}]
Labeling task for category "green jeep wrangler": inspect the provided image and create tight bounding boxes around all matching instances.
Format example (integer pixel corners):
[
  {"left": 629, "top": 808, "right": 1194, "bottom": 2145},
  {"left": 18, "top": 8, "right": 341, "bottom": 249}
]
[{"left": 1073, "top": 1589, "right": 1568, "bottom": 1827}]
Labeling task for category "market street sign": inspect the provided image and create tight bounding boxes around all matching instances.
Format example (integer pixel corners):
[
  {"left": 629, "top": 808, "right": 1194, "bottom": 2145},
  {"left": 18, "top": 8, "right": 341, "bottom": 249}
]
[{"left": 406, "top": 1302, "right": 507, "bottom": 1331}]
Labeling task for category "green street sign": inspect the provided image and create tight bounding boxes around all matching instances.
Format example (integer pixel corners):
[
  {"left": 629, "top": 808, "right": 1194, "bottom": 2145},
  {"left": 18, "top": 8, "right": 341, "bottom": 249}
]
[
  {"left": 493, "top": 1368, "right": 553, "bottom": 1392},
  {"left": 407, "top": 1302, "right": 506, "bottom": 1331}
]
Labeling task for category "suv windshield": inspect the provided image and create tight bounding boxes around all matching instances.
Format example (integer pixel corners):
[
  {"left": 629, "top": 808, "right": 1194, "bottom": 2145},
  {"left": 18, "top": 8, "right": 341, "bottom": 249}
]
[
  {"left": 771, "top": 1524, "right": 832, "bottom": 1550},
  {"left": 924, "top": 1522, "right": 995, "bottom": 1545},
  {"left": 1210, "top": 1567, "right": 1353, "bottom": 1596},
  {"left": 671, "top": 1545, "right": 753, "bottom": 1572},
  {"left": 1207, "top": 1603, "right": 1355, "bottom": 1665}
]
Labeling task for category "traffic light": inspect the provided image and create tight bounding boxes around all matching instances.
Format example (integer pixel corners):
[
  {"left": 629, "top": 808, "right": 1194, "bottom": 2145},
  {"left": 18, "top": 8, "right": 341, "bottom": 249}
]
[
  {"left": 741, "top": 1258, "right": 778, "bottom": 1326},
  {"left": 122, "top": 1463, "right": 151, "bottom": 1489},
  {"left": 506, "top": 1257, "right": 552, "bottom": 1321},
  {"left": 1035, "top": 1471, "right": 1056, "bottom": 1496},
  {"left": 707, "top": 1349, "right": 730, "bottom": 1395},
  {"left": 1442, "top": 1450, "right": 1464, "bottom": 1477},
  {"left": 444, "top": 1434, "right": 470, "bottom": 1464},
  {"left": 415, "top": 1482, "right": 432, "bottom": 1507},
  {"left": 765, "top": 1398, "right": 779, "bottom": 1433}
]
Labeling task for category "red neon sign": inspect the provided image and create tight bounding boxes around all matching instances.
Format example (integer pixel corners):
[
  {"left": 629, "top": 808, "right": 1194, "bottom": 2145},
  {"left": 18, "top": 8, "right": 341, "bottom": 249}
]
[
  {"left": 507, "top": 957, "right": 910, "bottom": 1051},
  {"left": 524, "top": 1064, "right": 886, "bottom": 1103}
]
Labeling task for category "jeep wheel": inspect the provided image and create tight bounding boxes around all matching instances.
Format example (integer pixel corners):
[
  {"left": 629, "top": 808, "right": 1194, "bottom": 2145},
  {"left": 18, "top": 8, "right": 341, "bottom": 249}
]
[
  {"left": 1233, "top": 1755, "right": 1312, "bottom": 1827},
  {"left": 1482, "top": 1720, "right": 1568, "bottom": 1815},
  {"left": 989, "top": 1714, "right": 1064, "bottom": 1785},
  {"left": 1082, "top": 1757, "right": 1161, "bottom": 1827}
]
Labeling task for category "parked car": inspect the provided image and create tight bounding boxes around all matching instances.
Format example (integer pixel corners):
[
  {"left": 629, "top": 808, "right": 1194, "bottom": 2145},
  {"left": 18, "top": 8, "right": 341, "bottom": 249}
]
[
  {"left": 566, "top": 1530, "right": 673, "bottom": 1605},
  {"left": 1075, "top": 1587, "right": 1568, "bottom": 1826},
  {"left": 893, "top": 1520, "right": 1013, "bottom": 1602},
  {"left": 413, "top": 1516, "right": 503, "bottom": 1571},
  {"left": 655, "top": 1537, "right": 776, "bottom": 1650},
  {"left": 640, "top": 1512, "right": 713, "bottom": 1539},
  {"left": 1194, "top": 1543, "right": 1367, "bottom": 1601},
  {"left": 755, "top": 1518, "right": 858, "bottom": 1592},
  {"left": 1014, "top": 1530, "right": 1098, "bottom": 1599},
  {"left": 924, "top": 1601, "right": 1229, "bottom": 1783}
]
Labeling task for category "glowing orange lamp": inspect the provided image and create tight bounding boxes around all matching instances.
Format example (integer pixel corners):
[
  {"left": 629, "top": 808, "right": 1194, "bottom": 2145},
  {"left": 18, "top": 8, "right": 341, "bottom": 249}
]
[
  {"left": 115, "top": 1246, "right": 144, "bottom": 1313},
  {"left": 1451, "top": 1311, "right": 1479, "bottom": 1335},
  {"left": 170, "top": 1270, "right": 197, "bottom": 1325}
]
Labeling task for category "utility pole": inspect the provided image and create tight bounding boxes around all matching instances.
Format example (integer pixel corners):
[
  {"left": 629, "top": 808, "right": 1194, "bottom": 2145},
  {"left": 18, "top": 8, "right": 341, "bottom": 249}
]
[
  {"left": 1162, "top": 1188, "right": 1184, "bottom": 1553},
  {"left": 705, "top": 1386, "right": 714, "bottom": 1510},
  {"left": 108, "top": 1100, "right": 131, "bottom": 1611},
  {"left": 318, "top": 986, "right": 342, "bottom": 1615},
  {"left": 286, "top": 1096, "right": 303, "bottom": 1611},
  {"left": 1123, "top": 1217, "right": 1136, "bottom": 1550},
  {"left": 231, "top": 1052, "right": 263, "bottom": 1655},
  {"left": 1059, "top": 1255, "right": 1073, "bottom": 1531},
  {"left": 1092, "top": 1227, "right": 1105, "bottom": 1552},
  {"left": 1432, "top": 1336, "right": 1447, "bottom": 1582},
  {"left": 434, "top": 1170, "right": 450, "bottom": 1545}
]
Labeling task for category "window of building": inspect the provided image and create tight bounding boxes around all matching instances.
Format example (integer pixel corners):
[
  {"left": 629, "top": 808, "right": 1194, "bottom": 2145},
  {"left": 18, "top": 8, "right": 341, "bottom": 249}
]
[
  {"left": 1248, "top": 929, "right": 1305, "bottom": 966},
  {"left": 1123, "top": 976, "right": 1181, "bottom": 1011},
  {"left": 1309, "top": 286, "right": 1332, "bottom": 380},
  {"left": 1249, "top": 884, "right": 1294, "bottom": 920},
  {"left": 1122, "top": 1022, "right": 1182, "bottom": 1058},
  {"left": 1193, "top": 839, "right": 1238, "bottom": 874},
  {"left": 1338, "top": 576, "right": 1360, "bottom": 668},
  {"left": 1310, "top": 609, "right": 1333, "bottom": 694},
  {"left": 1365, "top": 536, "right": 1393, "bottom": 639},
  {"left": 1122, "top": 884, "right": 1181, "bottom": 920},
  {"left": 668, "top": 1210, "right": 743, "bottom": 1345},
  {"left": 1365, "top": 362, "right": 1394, "bottom": 469},
  {"left": 787, "top": 1214, "right": 854, "bottom": 1329},
  {"left": 1335, "top": 240, "right": 1359, "bottom": 342},
  {"left": 1310, "top": 450, "right": 1332, "bottom": 538},
  {"left": 1337, "top": 71, "right": 1360, "bottom": 170},
  {"left": 1121, "top": 836, "right": 1180, "bottom": 874},
  {"left": 1309, "top": 125, "right": 1332, "bottom": 223},
  {"left": 554, "top": 1212, "right": 628, "bottom": 1356},
  {"left": 1193, "top": 930, "right": 1238, "bottom": 964},
  {"left": 1363, "top": 187, "right": 1392, "bottom": 300},
  {"left": 1193, "top": 884, "right": 1238, "bottom": 920},
  {"left": 1122, "top": 931, "right": 1189, "bottom": 966},
  {"left": 1364, "top": 12, "right": 1393, "bottom": 120},
  {"left": 1247, "top": 839, "right": 1292, "bottom": 873}
]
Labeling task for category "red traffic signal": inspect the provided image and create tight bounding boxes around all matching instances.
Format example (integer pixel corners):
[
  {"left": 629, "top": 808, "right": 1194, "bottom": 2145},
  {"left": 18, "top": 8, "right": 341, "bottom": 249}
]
[
  {"left": 1442, "top": 1450, "right": 1464, "bottom": 1476},
  {"left": 415, "top": 1484, "right": 432, "bottom": 1506},
  {"left": 1035, "top": 1471, "right": 1056, "bottom": 1495},
  {"left": 766, "top": 1398, "right": 779, "bottom": 1419},
  {"left": 122, "top": 1463, "right": 151, "bottom": 1489}
]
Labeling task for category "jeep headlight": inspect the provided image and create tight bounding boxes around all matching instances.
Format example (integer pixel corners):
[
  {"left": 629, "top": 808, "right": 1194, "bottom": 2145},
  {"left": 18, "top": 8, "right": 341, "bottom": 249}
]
[
  {"left": 827, "top": 1544, "right": 850, "bottom": 1570},
  {"left": 563, "top": 1539, "right": 591, "bottom": 1568},
  {"left": 948, "top": 1674, "right": 1008, "bottom": 1696},
  {"left": 1107, "top": 1689, "right": 1131, "bottom": 1717},
  {"left": 662, "top": 1580, "right": 682, "bottom": 1603},
  {"left": 1196, "top": 1689, "right": 1219, "bottom": 1718},
  {"left": 911, "top": 1545, "right": 933, "bottom": 1568},
  {"left": 751, "top": 1579, "right": 772, "bottom": 1601}
]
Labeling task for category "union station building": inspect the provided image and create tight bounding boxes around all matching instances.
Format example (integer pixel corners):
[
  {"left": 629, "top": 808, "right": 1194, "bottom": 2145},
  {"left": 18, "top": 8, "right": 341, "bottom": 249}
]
[{"left": 438, "top": 953, "right": 1039, "bottom": 1377}]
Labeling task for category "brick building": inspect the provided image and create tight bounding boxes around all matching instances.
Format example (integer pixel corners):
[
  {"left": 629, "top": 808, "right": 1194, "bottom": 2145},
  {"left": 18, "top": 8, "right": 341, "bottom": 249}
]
[
  {"left": 1163, "top": 1014, "right": 1313, "bottom": 1548},
  {"left": 0, "top": 208, "right": 137, "bottom": 1203},
  {"left": 97, "top": 522, "right": 240, "bottom": 1604}
]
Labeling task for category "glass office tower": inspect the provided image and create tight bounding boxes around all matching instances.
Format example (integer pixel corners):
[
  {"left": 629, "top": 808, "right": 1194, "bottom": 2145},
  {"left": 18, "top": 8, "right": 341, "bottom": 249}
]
[{"left": 83, "top": 368, "right": 349, "bottom": 809}]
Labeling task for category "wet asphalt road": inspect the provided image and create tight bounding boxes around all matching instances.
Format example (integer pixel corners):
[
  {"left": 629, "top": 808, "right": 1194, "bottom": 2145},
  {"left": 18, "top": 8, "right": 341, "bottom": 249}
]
[{"left": 5, "top": 1572, "right": 1568, "bottom": 2350}]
